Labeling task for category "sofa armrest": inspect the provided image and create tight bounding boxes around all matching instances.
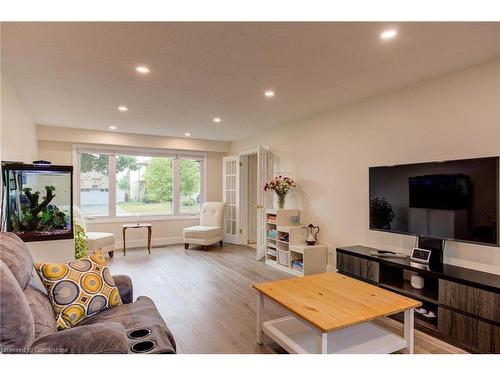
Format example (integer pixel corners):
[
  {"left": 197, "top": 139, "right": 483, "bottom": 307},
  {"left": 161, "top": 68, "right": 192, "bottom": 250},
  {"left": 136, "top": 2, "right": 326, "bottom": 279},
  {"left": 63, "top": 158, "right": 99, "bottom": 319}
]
[
  {"left": 113, "top": 275, "right": 133, "bottom": 304},
  {"left": 32, "top": 322, "right": 129, "bottom": 354}
]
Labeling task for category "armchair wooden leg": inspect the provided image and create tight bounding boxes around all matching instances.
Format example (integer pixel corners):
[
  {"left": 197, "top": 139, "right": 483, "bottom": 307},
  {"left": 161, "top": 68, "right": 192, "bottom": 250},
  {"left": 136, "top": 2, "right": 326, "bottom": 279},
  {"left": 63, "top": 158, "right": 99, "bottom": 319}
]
[
  {"left": 202, "top": 245, "right": 208, "bottom": 251},
  {"left": 108, "top": 251, "right": 114, "bottom": 258},
  {"left": 219, "top": 240, "right": 223, "bottom": 247},
  {"left": 184, "top": 243, "right": 189, "bottom": 250}
]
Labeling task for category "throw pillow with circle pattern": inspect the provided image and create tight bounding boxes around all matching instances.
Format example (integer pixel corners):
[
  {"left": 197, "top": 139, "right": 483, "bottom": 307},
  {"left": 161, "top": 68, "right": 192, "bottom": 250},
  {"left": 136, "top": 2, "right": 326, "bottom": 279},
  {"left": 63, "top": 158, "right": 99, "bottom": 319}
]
[{"left": 34, "top": 249, "right": 122, "bottom": 330}]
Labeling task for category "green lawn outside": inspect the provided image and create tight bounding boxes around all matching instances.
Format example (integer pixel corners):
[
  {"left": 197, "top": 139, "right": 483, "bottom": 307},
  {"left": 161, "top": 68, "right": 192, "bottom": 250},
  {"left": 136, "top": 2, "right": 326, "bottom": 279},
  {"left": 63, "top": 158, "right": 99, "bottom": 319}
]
[{"left": 180, "top": 202, "right": 200, "bottom": 214}]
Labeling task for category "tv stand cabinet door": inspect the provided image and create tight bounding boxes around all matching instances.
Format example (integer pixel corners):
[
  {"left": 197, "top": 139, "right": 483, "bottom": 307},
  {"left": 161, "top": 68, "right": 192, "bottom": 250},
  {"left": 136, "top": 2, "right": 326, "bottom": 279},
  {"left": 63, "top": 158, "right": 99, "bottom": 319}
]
[
  {"left": 439, "top": 279, "right": 499, "bottom": 322},
  {"left": 438, "top": 307, "right": 499, "bottom": 353},
  {"left": 336, "top": 252, "right": 379, "bottom": 283}
]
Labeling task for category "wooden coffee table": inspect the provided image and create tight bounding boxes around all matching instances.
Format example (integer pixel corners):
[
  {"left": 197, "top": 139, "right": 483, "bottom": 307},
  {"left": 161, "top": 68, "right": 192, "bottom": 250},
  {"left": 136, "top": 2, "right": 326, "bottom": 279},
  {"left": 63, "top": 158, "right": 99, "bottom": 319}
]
[
  {"left": 253, "top": 272, "right": 421, "bottom": 354},
  {"left": 122, "top": 223, "right": 152, "bottom": 256}
]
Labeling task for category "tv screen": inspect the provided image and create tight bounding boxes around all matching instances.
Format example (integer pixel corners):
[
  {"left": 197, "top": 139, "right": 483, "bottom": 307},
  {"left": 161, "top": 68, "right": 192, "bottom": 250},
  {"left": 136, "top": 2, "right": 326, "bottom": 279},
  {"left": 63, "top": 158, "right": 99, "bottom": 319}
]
[{"left": 369, "top": 157, "right": 499, "bottom": 246}]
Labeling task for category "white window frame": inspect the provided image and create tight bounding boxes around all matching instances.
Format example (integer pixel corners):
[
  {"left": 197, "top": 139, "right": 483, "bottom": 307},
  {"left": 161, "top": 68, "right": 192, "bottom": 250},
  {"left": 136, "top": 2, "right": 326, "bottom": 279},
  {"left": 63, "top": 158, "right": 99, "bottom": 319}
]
[{"left": 72, "top": 144, "right": 207, "bottom": 223}]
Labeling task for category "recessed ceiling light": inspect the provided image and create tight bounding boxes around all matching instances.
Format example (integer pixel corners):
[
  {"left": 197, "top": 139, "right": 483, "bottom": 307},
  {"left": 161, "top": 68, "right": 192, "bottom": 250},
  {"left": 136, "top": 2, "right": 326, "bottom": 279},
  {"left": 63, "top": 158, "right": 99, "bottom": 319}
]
[
  {"left": 117, "top": 106, "right": 128, "bottom": 112},
  {"left": 213, "top": 117, "right": 222, "bottom": 123},
  {"left": 184, "top": 132, "right": 191, "bottom": 137},
  {"left": 109, "top": 126, "right": 117, "bottom": 130},
  {"left": 380, "top": 29, "right": 397, "bottom": 40},
  {"left": 264, "top": 90, "right": 275, "bottom": 98},
  {"left": 135, "top": 66, "right": 150, "bottom": 74}
]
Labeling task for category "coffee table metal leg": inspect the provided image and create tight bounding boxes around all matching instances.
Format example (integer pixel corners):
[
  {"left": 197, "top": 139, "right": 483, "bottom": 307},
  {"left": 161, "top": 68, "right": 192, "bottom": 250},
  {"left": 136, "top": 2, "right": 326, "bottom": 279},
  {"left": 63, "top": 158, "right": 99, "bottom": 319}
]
[
  {"left": 316, "top": 332, "right": 328, "bottom": 354},
  {"left": 404, "top": 308, "right": 414, "bottom": 354},
  {"left": 123, "top": 228, "right": 126, "bottom": 256},
  {"left": 147, "top": 227, "right": 152, "bottom": 254},
  {"left": 256, "top": 292, "right": 264, "bottom": 344}
]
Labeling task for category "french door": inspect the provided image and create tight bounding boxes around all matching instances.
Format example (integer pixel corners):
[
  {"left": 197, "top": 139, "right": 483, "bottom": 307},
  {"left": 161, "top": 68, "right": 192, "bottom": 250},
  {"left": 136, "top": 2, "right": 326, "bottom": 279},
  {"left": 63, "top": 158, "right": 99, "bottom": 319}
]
[
  {"left": 222, "top": 156, "right": 240, "bottom": 244},
  {"left": 256, "top": 146, "right": 270, "bottom": 260},
  {"left": 222, "top": 148, "right": 272, "bottom": 254}
]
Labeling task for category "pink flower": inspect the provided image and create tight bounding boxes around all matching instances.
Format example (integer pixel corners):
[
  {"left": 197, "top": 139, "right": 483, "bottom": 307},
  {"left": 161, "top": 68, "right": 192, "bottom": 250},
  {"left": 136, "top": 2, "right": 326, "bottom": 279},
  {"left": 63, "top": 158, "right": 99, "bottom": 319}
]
[{"left": 263, "top": 176, "right": 296, "bottom": 195}]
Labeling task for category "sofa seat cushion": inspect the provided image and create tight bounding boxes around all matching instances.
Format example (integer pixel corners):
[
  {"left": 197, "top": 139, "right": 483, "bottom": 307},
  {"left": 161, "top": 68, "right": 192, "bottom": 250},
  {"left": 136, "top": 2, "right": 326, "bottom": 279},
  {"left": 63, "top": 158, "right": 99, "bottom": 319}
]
[
  {"left": 85, "top": 232, "right": 115, "bottom": 251},
  {"left": 183, "top": 225, "right": 222, "bottom": 240},
  {"left": 34, "top": 250, "right": 123, "bottom": 330},
  {"left": 77, "top": 296, "right": 176, "bottom": 352}
]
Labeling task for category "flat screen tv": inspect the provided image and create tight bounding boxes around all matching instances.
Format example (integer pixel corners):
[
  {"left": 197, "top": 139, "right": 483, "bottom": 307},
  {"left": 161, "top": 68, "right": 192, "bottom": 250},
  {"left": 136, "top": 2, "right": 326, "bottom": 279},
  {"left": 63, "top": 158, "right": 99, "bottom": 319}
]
[{"left": 369, "top": 157, "right": 499, "bottom": 246}]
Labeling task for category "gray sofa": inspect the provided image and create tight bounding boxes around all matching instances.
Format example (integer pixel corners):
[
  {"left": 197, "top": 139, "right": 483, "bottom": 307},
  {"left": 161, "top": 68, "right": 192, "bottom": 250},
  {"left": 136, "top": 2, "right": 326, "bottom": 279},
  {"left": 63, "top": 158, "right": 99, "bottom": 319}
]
[{"left": 0, "top": 232, "right": 176, "bottom": 354}]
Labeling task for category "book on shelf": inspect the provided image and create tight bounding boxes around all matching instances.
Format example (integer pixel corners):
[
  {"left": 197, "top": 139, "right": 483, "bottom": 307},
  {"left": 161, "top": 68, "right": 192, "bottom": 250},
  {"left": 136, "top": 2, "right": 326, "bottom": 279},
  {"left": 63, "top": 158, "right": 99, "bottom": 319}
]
[
  {"left": 267, "top": 229, "right": 277, "bottom": 239},
  {"left": 266, "top": 214, "right": 277, "bottom": 224},
  {"left": 278, "top": 232, "right": 289, "bottom": 242},
  {"left": 291, "top": 259, "right": 303, "bottom": 271},
  {"left": 267, "top": 248, "right": 277, "bottom": 256}
]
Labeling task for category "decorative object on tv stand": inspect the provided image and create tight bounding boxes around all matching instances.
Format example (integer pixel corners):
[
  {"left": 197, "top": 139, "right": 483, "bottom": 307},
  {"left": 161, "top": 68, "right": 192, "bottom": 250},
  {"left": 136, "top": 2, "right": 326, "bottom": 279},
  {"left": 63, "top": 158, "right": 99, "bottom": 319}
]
[
  {"left": 408, "top": 247, "right": 430, "bottom": 290},
  {"left": 304, "top": 224, "right": 320, "bottom": 245},
  {"left": 410, "top": 273, "right": 424, "bottom": 289},
  {"left": 264, "top": 175, "right": 296, "bottom": 209}
]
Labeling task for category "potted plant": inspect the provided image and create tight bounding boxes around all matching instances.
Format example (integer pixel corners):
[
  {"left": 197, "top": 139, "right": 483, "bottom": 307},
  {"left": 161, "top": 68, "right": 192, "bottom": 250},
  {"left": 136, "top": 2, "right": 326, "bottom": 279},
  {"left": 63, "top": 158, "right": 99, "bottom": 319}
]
[
  {"left": 74, "top": 222, "right": 89, "bottom": 259},
  {"left": 264, "top": 176, "right": 296, "bottom": 209}
]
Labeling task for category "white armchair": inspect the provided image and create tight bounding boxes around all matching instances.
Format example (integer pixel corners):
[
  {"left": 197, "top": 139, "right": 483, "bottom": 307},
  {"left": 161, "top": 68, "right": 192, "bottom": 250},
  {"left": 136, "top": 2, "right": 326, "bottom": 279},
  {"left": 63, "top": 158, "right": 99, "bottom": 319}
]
[
  {"left": 73, "top": 206, "right": 116, "bottom": 257},
  {"left": 183, "top": 202, "right": 226, "bottom": 250}
]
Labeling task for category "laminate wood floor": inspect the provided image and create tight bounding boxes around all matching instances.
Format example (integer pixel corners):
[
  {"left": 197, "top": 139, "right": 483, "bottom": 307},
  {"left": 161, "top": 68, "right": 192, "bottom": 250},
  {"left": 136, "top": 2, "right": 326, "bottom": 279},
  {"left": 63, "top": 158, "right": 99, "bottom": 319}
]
[{"left": 107, "top": 243, "right": 466, "bottom": 354}]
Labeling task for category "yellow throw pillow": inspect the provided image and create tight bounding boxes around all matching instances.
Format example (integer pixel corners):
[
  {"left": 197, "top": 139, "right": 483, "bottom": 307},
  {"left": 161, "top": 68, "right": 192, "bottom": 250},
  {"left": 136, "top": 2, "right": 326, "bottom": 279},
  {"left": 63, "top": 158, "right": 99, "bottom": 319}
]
[{"left": 35, "top": 249, "right": 123, "bottom": 330}]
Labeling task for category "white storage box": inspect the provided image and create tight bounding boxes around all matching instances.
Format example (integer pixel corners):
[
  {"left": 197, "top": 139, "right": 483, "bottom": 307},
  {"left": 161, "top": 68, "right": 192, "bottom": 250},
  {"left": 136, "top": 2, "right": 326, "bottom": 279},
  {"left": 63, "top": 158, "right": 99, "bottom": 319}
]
[{"left": 278, "top": 250, "right": 290, "bottom": 266}]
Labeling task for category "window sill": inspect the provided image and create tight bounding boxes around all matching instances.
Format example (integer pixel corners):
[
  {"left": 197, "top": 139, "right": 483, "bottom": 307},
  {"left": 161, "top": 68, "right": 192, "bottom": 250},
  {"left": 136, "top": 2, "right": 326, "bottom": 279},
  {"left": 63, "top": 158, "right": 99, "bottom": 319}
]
[{"left": 84, "top": 215, "right": 199, "bottom": 224}]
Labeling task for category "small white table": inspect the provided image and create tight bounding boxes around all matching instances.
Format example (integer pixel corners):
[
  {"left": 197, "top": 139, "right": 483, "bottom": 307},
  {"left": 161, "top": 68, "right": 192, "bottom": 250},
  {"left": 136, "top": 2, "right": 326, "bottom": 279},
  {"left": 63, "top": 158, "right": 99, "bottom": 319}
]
[
  {"left": 122, "top": 223, "right": 152, "bottom": 256},
  {"left": 253, "top": 272, "right": 421, "bottom": 354}
]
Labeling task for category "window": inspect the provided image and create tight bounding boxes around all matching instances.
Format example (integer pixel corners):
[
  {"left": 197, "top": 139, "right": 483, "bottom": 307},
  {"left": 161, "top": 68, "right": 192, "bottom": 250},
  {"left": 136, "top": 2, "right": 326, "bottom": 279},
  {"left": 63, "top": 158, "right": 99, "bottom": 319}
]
[
  {"left": 179, "top": 158, "right": 202, "bottom": 214},
  {"left": 116, "top": 155, "right": 174, "bottom": 216},
  {"left": 79, "top": 152, "right": 110, "bottom": 216},
  {"left": 77, "top": 148, "right": 204, "bottom": 219}
]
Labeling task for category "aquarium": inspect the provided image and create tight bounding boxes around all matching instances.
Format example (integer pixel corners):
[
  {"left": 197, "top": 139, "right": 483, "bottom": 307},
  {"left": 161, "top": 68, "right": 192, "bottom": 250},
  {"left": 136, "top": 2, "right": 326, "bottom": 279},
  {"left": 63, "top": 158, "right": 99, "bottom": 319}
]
[{"left": 2, "top": 163, "right": 73, "bottom": 242}]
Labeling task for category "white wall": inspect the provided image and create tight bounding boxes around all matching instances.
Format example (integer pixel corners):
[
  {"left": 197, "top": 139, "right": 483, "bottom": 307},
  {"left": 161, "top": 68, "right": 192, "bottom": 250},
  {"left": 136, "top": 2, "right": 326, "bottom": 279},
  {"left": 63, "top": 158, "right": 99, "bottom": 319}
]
[
  {"left": 230, "top": 59, "right": 500, "bottom": 274},
  {"left": 1, "top": 76, "right": 38, "bottom": 162}
]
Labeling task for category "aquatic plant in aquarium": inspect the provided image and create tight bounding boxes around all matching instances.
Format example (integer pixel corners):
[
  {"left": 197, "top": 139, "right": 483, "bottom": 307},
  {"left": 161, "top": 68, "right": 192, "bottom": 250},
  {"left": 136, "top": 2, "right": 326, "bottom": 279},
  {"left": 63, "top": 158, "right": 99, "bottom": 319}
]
[{"left": 2, "top": 163, "right": 73, "bottom": 242}]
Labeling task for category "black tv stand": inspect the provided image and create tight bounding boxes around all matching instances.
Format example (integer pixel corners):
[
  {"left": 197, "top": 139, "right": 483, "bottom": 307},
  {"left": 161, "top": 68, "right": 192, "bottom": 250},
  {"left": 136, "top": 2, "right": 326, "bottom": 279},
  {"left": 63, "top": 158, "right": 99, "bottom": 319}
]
[{"left": 336, "top": 245, "right": 500, "bottom": 354}]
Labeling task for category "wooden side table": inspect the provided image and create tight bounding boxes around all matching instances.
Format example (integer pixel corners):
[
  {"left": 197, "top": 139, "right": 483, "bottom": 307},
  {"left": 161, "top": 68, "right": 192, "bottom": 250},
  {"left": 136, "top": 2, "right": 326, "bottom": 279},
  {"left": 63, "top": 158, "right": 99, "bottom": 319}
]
[{"left": 122, "top": 223, "right": 152, "bottom": 255}]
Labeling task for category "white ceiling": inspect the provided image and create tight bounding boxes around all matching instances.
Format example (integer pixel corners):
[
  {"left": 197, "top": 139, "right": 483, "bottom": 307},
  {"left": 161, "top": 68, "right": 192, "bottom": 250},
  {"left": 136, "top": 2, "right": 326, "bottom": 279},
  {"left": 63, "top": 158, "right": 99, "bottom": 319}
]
[{"left": 2, "top": 22, "right": 500, "bottom": 141}]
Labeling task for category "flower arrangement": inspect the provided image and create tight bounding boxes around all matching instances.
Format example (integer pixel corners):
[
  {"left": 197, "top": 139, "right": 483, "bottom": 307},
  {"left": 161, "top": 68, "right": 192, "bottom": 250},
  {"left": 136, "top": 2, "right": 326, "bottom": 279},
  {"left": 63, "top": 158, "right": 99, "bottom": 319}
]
[{"left": 264, "top": 175, "right": 297, "bottom": 209}]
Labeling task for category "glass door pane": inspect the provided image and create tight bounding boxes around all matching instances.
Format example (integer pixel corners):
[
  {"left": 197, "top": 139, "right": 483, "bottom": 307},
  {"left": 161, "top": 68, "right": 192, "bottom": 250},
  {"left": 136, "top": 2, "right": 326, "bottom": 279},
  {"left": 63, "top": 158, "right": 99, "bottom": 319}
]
[{"left": 223, "top": 157, "right": 239, "bottom": 240}]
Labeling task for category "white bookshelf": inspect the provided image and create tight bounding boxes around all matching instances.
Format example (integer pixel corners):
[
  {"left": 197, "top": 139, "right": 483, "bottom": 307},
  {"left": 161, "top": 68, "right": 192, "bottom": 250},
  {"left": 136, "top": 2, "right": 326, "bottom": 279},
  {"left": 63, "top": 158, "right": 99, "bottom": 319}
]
[{"left": 265, "top": 209, "right": 327, "bottom": 276}]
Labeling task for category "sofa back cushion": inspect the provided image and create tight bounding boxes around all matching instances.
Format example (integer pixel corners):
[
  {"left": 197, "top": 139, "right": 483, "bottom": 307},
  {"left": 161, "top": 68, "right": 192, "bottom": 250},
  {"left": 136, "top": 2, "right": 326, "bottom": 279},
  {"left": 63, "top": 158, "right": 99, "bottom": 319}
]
[
  {"left": 0, "top": 232, "right": 34, "bottom": 290},
  {"left": 199, "top": 202, "right": 225, "bottom": 227},
  {"left": 0, "top": 260, "right": 35, "bottom": 352},
  {"left": 24, "top": 283, "right": 58, "bottom": 340}
]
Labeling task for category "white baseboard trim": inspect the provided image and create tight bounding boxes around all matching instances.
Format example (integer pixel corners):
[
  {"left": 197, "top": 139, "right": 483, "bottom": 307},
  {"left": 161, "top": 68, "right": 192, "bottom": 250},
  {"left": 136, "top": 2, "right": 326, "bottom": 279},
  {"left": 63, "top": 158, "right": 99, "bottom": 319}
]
[
  {"left": 114, "top": 236, "right": 183, "bottom": 250},
  {"left": 327, "top": 265, "right": 337, "bottom": 273}
]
